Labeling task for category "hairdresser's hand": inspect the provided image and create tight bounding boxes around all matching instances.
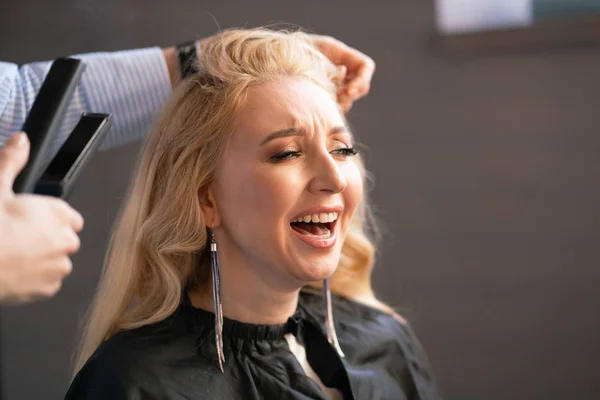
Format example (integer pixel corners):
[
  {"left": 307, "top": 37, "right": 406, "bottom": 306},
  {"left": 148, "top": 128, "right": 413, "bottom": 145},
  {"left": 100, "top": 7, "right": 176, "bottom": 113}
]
[
  {"left": 0, "top": 132, "right": 84, "bottom": 304},
  {"left": 311, "top": 34, "right": 376, "bottom": 111}
]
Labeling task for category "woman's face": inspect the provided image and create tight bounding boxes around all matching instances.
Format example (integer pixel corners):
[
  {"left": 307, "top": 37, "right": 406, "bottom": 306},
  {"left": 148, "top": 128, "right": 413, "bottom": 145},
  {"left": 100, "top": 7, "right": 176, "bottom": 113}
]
[{"left": 207, "top": 77, "right": 364, "bottom": 289}]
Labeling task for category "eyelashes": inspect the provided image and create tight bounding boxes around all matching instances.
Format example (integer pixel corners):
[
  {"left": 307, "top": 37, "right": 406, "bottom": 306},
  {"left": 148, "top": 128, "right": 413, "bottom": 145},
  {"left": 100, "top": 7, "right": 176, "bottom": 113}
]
[
  {"left": 270, "top": 151, "right": 299, "bottom": 162},
  {"left": 270, "top": 147, "right": 358, "bottom": 162},
  {"left": 333, "top": 147, "right": 358, "bottom": 157}
]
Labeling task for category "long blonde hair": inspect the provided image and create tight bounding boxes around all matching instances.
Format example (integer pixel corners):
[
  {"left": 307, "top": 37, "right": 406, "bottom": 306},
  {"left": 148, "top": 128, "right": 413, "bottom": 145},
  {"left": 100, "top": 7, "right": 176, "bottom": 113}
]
[{"left": 73, "top": 28, "right": 393, "bottom": 375}]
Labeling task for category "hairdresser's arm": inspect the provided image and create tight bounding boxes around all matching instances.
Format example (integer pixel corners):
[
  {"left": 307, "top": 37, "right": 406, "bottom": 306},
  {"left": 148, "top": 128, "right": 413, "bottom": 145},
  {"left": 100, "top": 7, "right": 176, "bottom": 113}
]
[{"left": 0, "top": 46, "right": 179, "bottom": 154}]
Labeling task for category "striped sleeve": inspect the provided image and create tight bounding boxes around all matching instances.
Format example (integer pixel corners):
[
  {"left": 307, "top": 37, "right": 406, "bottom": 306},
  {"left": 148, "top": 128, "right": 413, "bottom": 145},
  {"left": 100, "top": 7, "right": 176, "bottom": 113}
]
[{"left": 0, "top": 47, "right": 172, "bottom": 157}]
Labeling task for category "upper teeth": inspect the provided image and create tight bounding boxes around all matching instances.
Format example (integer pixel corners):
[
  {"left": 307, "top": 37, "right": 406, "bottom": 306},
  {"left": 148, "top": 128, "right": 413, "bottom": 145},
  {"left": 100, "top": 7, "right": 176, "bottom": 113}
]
[{"left": 293, "top": 212, "right": 339, "bottom": 223}]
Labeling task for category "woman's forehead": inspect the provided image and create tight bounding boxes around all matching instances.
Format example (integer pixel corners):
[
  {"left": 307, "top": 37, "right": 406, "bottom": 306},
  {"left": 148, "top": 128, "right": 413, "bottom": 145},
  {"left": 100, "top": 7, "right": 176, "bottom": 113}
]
[{"left": 231, "top": 78, "right": 344, "bottom": 145}]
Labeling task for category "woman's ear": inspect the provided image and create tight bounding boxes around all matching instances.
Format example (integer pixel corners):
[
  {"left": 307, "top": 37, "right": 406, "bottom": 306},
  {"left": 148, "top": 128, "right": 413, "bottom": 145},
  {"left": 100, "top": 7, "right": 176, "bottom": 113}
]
[{"left": 198, "top": 186, "right": 221, "bottom": 228}]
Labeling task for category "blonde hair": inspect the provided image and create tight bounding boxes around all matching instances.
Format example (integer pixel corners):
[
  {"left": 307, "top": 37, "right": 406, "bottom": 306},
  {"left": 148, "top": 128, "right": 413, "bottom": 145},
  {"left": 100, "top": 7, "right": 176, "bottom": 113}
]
[{"left": 73, "top": 28, "right": 395, "bottom": 375}]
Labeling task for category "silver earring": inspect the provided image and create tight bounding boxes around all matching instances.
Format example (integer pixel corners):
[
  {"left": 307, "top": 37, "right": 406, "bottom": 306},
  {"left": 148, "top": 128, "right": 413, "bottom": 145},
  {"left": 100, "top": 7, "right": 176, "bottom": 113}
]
[
  {"left": 323, "top": 278, "right": 345, "bottom": 358},
  {"left": 210, "top": 230, "right": 226, "bottom": 372}
]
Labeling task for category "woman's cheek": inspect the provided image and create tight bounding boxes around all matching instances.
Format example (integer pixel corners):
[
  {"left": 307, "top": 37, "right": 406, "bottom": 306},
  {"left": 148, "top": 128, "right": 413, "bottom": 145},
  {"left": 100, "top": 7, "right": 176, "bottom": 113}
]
[
  {"left": 243, "top": 170, "right": 299, "bottom": 214},
  {"left": 344, "top": 162, "right": 364, "bottom": 209}
]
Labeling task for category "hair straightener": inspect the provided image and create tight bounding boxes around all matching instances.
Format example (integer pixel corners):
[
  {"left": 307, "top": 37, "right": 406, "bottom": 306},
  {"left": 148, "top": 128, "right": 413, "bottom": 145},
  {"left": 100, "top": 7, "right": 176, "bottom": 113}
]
[
  {"left": 11, "top": 57, "right": 112, "bottom": 199},
  {"left": 34, "top": 113, "right": 111, "bottom": 199}
]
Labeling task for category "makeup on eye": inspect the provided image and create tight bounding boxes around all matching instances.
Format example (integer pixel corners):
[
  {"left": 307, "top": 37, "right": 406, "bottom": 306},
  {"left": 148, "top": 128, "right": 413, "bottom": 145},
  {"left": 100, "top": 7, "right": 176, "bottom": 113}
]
[
  {"left": 269, "top": 144, "right": 358, "bottom": 163},
  {"left": 261, "top": 125, "right": 357, "bottom": 163},
  {"left": 270, "top": 149, "right": 301, "bottom": 162}
]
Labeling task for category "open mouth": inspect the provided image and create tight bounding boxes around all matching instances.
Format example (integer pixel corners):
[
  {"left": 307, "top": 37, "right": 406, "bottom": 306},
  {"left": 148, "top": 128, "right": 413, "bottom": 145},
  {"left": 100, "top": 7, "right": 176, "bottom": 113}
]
[{"left": 290, "top": 212, "right": 339, "bottom": 238}]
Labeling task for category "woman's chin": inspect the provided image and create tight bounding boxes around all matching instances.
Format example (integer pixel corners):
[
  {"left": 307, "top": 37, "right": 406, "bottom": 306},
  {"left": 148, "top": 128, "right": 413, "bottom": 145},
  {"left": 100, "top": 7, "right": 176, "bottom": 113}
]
[{"left": 291, "top": 256, "right": 340, "bottom": 283}]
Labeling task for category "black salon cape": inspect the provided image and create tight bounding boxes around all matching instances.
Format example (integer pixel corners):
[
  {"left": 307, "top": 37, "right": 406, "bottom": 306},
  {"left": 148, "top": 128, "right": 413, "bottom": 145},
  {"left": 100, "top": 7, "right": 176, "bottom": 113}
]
[{"left": 65, "top": 290, "right": 442, "bottom": 400}]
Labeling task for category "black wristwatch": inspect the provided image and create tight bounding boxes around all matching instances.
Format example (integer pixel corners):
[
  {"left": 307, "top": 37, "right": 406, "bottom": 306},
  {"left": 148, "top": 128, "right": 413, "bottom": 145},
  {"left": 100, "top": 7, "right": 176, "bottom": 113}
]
[{"left": 176, "top": 41, "right": 199, "bottom": 79}]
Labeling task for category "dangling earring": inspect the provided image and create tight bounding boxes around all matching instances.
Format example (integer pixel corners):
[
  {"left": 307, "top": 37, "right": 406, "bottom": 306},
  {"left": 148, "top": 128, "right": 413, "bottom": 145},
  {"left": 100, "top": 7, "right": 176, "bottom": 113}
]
[
  {"left": 210, "top": 229, "right": 226, "bottom": 372},
  {"left": 323, "top": 278, "right": 345, "bottom": 358}
]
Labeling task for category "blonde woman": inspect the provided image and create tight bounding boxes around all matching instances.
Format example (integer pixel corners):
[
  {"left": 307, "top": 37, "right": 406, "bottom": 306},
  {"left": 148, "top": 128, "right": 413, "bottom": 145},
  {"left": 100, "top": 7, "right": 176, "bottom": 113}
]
[{"left": 65, "top": 29, "right": 442, "bottom": 400}]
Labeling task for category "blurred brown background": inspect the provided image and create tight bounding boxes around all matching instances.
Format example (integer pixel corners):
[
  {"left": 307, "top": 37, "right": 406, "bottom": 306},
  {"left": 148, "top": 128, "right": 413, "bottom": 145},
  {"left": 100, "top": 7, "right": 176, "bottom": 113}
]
[{"left": 1, "top": 1, "right": 599, "bottom": 399}]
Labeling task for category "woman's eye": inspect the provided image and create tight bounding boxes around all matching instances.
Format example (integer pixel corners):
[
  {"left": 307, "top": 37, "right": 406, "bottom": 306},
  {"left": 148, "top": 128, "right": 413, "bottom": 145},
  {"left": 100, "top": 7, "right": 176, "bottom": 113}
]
[
  {"left": 331, "top": 147, "right": 358, "bottom": 157},
  {"left": 270, "top": 147, "right": 358, "bottom": 162},
  {"left": 270, "top": 150, "right": 301, "bottom": 162}
]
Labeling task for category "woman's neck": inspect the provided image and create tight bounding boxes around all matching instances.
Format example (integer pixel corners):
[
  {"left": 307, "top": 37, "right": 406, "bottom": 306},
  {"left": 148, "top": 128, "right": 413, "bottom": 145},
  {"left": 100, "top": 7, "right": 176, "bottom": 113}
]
[{"left": 188, "top": 251, "right": 301, "bottom": 325}]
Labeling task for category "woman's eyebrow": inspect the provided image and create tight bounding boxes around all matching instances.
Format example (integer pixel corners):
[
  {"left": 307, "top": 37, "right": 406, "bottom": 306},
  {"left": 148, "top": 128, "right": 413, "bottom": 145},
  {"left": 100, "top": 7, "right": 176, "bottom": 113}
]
[{"left": 259, "top": 126, "right": 350, "bottom": 146}]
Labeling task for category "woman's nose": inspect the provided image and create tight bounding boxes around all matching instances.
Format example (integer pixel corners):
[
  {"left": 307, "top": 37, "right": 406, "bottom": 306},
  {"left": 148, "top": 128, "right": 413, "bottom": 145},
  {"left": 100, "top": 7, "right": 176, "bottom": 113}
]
[{"left": 307, "top": 153, "right": 347, "bottom": 195}]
